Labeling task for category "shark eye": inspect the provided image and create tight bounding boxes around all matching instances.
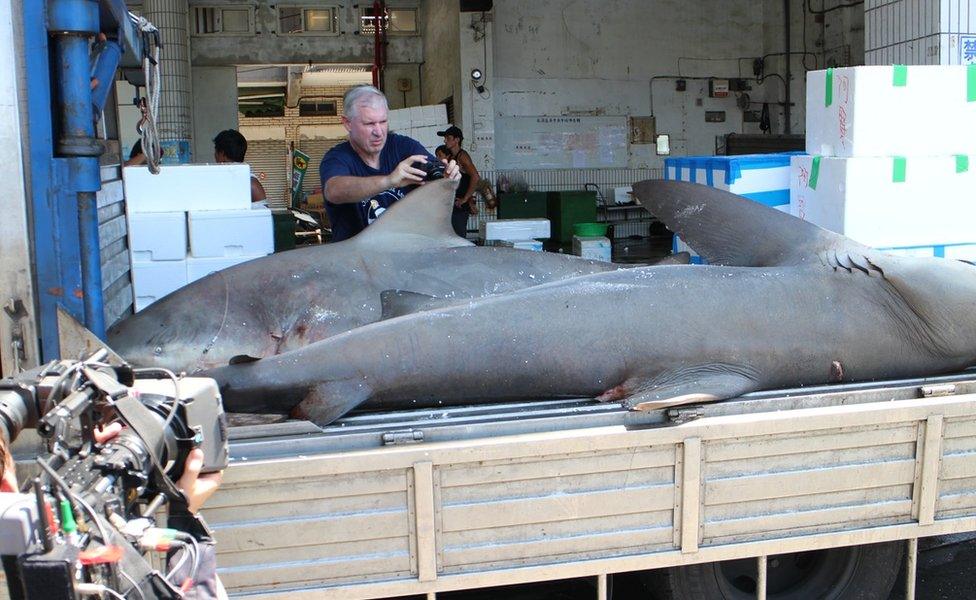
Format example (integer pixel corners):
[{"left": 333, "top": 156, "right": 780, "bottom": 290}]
[{"left": 153, "top": 346, "right": 163, "bottom": 356}]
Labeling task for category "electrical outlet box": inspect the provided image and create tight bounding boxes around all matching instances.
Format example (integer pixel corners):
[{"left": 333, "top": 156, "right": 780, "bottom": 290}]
[{"left": 709, "top": 79, "right": 730, "bottom": 98}]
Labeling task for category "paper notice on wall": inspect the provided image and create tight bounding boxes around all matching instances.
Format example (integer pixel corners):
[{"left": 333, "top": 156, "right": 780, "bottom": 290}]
[{"left": 495, "top": 116, "right": 629, "bottom": 169}]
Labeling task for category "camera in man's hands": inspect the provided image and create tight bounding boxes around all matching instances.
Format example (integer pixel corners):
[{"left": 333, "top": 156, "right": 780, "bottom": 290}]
[{"left": 413, "top": 159, "right": 445, "bottom": 181}]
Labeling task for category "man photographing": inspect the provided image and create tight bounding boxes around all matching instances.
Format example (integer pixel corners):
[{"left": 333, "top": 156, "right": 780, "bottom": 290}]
[{"left": 320, "top": 85, "right": 461, "bottom": 242}]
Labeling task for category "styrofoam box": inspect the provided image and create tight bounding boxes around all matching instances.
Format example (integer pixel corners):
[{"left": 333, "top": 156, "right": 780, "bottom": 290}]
[
  {"left": 480, "top": 218, "right": 551, "bottom": 241},
  {"left": 128, "top": 212, "right": 187, "bottom": 261},
  {"left": 664, "top": 154, "right": 797, "bottom": 205},
  {"left": 186, "top": 255, "right": 259, "bottom": 284},
  {"left": 187, "top": 207, "right": 273, "bottom": 258},
  {"left": 806, "top": 66, "right": 976, "bottom": 158},
  {"left": 132, "top": 260, "right": 188, "bottom": 312},
  {"left": 573, "top": 236, "right": 612, "bottom": 262},
  {"left": 423, "top": 105, "right": 447, "bottom": 127},
  {"left": 124, "top": 164, "right": 252, "bottom": 213},
  {"left": 790, "top": 154, "right": 976, "bottom": 248},
  {"left": 498, "top": 239, "right": 543, "bottom": 252},
  {"left": 877, "top": 244, "right": 976, "bottom": 262},
  {"left": 414, "top": 125, "right": 442, "bottom": 147}
]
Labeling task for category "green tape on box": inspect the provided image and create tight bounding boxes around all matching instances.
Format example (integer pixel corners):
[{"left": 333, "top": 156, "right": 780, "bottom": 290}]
[
  {"left": 957, "top": 155, "right": 970, "bottom": 173},
  {"left": 892, "top": 65, "right": 908, "bottom": 87},
  {"left": 968, "top": 65, "right": 976, "bottom": 102},
  {"left": 809, "top": 156, "right": 821, "bottom": 189},
  {"left": 825, "top": 68, "right": 833, "bottom": 107},
  {"left": 893, "top": 157, "right": 907, "bottom": 183}
]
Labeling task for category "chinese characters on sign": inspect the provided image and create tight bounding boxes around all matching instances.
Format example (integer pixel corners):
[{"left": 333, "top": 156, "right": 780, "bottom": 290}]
[{"left": 962, "top": 35, "right": 976, "bottom": 65}]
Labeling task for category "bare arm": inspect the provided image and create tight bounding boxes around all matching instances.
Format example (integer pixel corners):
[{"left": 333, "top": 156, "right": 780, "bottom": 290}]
[
  {"left": 250, "top": 177, "right": 267, "bottom": 203},
  {"left": 325, "top": 154, "right": 431, "bottom": 204}
]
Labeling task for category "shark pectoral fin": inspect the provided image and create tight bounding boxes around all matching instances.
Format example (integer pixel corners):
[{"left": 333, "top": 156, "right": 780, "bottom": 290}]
[
  {"left": 608, "top": 368, "right": 759, "bottom": 412},
  {"left": 380, "top": 290, "right": 443, "bottom": 320},
  {"left": 229, "top": 354, "right": 262, "bottom": 365},
  {"left": 289, "top": 378, "right": 373, "bottom": 426}
]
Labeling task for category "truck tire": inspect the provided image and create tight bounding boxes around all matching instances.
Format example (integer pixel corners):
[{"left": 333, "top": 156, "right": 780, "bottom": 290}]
[{"left": 641, "top": 542, "right": 903, "bottom": 600}]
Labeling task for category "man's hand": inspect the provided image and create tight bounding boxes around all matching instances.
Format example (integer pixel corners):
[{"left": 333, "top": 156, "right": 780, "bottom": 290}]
[
  {"left": 443, "top": 159, "right": 461, "bottom": 181},
  {"left": 386, "top": 154, "right": 430, "bottom": 188},
  {"left": 177, "top": 448, "right": 223, "bottom": 514}
]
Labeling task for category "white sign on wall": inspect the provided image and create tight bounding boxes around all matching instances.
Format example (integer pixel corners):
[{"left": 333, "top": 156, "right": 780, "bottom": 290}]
[
  {"left": 962, "top": 35, "right": 976, "bottom": 65},
  {"left": 494, "top": 116, "right": 629, "bottom": 170}
]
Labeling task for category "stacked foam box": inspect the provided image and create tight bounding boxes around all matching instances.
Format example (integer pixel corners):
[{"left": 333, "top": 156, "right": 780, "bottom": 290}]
[
  {"left": 792, "top": 65, "right": 976, "bottom": 259},
  {"left": 387, "top": 104, "right": 448, "bottom": 153},
  {"left": 479, "top": 218, "right": 550, "bottom": 252},
  {"left": 123, "top": 164, "right": 273, "bottom": 312},
  {"left": 664, "top": 153, "right": 800, "bottom": 263},
  {"left": 572, "top": 236, "right": 612, "bottom": 262}
]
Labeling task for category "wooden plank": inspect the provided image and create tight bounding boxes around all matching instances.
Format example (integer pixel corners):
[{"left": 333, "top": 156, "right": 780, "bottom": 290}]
[
  {"left": 205, "top": 490, "right": 408, "bottom": 524},
  {"left": 441, "top": 527, "right": 673, "bottom": 568},
  {"left": 439, "top": 446, "right": 675, "bottom": 487},
  {"left": 229, "top": 515, "right": 976, "bottom": 600},
  {"left": 96, "top": 179, "right": 124, "bottom": 208},
  {"left": 440, "top": 484, "right": 674, "bottom": 532},
  {"left": 939, "top": 452, "right": 976, "bottom": 480},
  {"left": 917, "top": 415, "right": 944, "bottom": 525},
  {"left": 704, "top": 460, "right": 916, "bottom": 505},
  {"left": 414, "top": 462, "right": 437, "bottom": 582},
  {"left": 440, "top": 509, "right": 673, "bottom": 548},
  {"left": 222, "top": 395, "right": 976, "bottom": 484},
  {"left": 943, "top": 437, "right": 976, "bottom": 454},
  {"left": 209, "top": 470, "right": 408, "bottom": 510},
  {"left": 99, "top": 250, "right": 130, "bottom": 290},
  {"left": 704, "top": 484, "right": 912, "bottom": 521},
  {"left": 219, "top": 552, "right": 412, "bottom": 591},
  {"left": 706, "top": 442, "right": 916, "bottom": 479},
  {"left": 942, "top": 417, "right": 976, "bottom": 439},
  {"left": 217, "top": 537, "right": 411, "bottom": 567},
  {"left": 706, "top": 424, "right": 918, "bottom": 462},
  {"left": 98, "top": 214, "right": 127, "bottom": 247},
  {"left": 211, "top": 510, "right": 408, "bottom": 553},
  {"left": 440, "top": 466, "right": 674, "bottom": 504},
  {"left": 680, "top": 438, "right": 701, "bottom": 553},
  {"left": 704, "top": 499, "right": 913, "bottom": 539}
]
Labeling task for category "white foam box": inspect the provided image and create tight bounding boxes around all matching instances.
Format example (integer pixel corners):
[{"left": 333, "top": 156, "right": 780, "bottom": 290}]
[
  {"left": 387, "top": 108, "right": 408, "bottom": 129},
  {"left": 131, "top": 260, "right": 188, "bottom": 312},
  {"left": 186, "top": 255, "right": 258, "bottom": 283},
  {"left": 414, "top": 125, "right": 442, "bottom": 148},
  {"left": 480, "top": 218, "right": 551, "bottom": 241},
  {"left": 805, "top": 66, "right": 976, "bottom": 158},
  {"left": 124, "top": 164, "right": 252, "bottom": 213},
  {"left": 187, "top": 206, "right": 273, "bottom": 258},
  {"left": 573, "top": 236, "right": 612, "bottom": 262},
  {"left": 127, "top": 212, "right": 187, "bottom": 261},
  {"left": 497, "top": 239, "right": 543, "bottom": 252},
  {"left": 790, "top": 154, "right": 976, "bottom": 249},
  {"left": 664, "top": 154, "right": 795, "bottom": 206}
]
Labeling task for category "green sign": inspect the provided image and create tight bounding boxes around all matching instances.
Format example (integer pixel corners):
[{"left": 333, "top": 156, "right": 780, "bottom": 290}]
[{"left": 290, "top": 149, "right": 311, "bottom": 208}]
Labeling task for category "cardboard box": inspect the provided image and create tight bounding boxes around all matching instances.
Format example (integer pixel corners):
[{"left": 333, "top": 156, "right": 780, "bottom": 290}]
[
  {"left": 124, "top": 164, "right": 252, "bottom": 213},
  {"left": 188, "top": 207, "right": 274, "bottom": 258},
  {"left": 128, "top": 212, "right": 187, "bottom": 261},
  {"left": 805, "top": 66, "right": 976, "bottom": 157},
  {"left": 790, "top": 154, "right": 976, "bottom": 249}
]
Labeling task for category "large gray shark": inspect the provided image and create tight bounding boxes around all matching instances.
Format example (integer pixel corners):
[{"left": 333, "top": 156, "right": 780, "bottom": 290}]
[
  {"left": 107, "top": 179, "right": 633, "bottom": 373},
  {"left": 204, "top": 180, "right": 976, "bottom": 425}
]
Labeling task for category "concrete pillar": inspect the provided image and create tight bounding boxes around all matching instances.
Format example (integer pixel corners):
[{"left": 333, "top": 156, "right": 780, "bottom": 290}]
[{"left": 143, "top": 0, "right": 193, "bottom": 163}]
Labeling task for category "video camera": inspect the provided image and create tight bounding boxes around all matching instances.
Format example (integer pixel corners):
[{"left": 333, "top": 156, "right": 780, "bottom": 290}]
[{"left": 0, "top": 349, "right": 228, "bottom": 600}]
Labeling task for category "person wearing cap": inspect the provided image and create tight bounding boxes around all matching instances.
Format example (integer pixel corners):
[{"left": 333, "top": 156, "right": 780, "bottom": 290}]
[
  {"left": 320, "top": 85, "right": 461, "bottom": 242},
  {"left": 438, "top": 125, "right": 481, "bottom": 237}
]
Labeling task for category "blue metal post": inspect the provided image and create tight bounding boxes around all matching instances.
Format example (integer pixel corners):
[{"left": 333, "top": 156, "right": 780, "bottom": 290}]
[{"left": 49, "top": 0, "right": 106, "bottom": 338}]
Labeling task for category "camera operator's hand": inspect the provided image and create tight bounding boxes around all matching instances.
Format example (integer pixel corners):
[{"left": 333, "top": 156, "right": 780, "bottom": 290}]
[
  {"left": 177, "top": 448, "right": 223, "bottom": 514},
  {"left": 385, "top": 154, "right": 430, "bottom": 188},
  {"left": 443, "top": 159, "right": 461, "bottom": 181}
]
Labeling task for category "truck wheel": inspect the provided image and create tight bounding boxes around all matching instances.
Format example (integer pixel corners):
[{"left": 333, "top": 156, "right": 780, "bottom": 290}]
[{"left": 641, "top": 542, "right": 903, "bottom": 600}]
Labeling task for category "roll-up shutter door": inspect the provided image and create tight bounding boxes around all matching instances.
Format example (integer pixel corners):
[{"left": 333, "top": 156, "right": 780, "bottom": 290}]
[
  {"left": 298, "top": 138, "right": 343, "bottom": 195},
  {"left": 247, "top": 139, "right": 290, "bottom": 208}
]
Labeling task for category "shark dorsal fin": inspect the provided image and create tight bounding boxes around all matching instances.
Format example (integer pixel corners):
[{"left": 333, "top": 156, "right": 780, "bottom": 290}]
[
  {"left": 632, "top": 180, "right": 869, "bottom": 267},
  {"left": 351, "top": 179, "right": 473, "bottom": 249},
  {"left": 380, "top": 290, "right": 450, "bottom": 320}
]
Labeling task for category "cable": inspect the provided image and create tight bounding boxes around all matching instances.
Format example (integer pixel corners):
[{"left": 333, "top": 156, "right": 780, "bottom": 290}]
[
  {"left": 118, "top": 569, "right": 147, "bottom": 600},
  {"left": 35, "top": 458, "right": 112, "bottom": 545},
  {"left": 131, "top": 367, "right": 181, "bottom": 429},
  {"left": 807, "top": 0, "right": 864, "bottom": 14}
]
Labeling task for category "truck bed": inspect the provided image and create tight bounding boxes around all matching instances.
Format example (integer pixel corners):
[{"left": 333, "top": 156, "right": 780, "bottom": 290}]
[{"left": 210, "top": 373, "right": 976, "bottom": 598}]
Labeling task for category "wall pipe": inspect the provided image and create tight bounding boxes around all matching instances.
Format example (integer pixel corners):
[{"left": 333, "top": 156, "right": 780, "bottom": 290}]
[
  {"left": 48, "top": 0, "right": 106, "bottom": 338},
  {"left": 783, "top": 0, "right": 792, "bottom": 135}
]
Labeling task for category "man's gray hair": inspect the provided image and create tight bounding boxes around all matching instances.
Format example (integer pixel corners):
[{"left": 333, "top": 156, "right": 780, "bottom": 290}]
[{"left": 343, "top": 85, "right": 388, "bottom": 118}]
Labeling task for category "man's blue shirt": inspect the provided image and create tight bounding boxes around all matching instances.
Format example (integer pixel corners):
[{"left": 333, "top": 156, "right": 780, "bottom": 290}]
[{"left": 319, "top": 133, "right": 434, "bottom": 242}]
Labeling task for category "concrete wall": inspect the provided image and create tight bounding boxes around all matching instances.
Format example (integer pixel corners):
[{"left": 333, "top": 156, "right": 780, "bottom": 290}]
[
  {"left": 191, "top": 66, "right": 239, "bottom": 162},
  {"left": 421, "top": 0, "right": 461, "bottom": 112},
  {"left": 464, "top": 0, "right": 865, "bottom": 170}
]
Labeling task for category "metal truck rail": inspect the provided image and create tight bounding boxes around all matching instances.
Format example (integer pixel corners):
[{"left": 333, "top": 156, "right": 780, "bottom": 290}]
[{"left": 208, "top": 374, "right": 976, "bottom": 599}]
